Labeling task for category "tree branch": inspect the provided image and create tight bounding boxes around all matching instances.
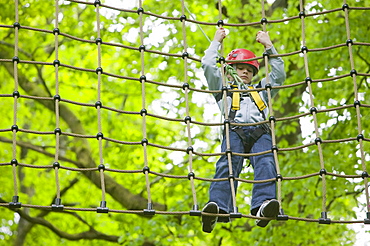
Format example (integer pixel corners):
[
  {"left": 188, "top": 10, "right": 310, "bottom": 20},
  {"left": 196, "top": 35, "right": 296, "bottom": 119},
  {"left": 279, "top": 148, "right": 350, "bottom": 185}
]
[
  {"left": 326, "top": 187, "right": 367, "bottom": 211},
  {"left": 0, "top": 175, "right": 118, "bottom": 243},
  {"left": 12, "top": 177, "right": 80, "bottom": 246},
  {"left": 15, "top": 208, "right": 119, "bottom": 242}
]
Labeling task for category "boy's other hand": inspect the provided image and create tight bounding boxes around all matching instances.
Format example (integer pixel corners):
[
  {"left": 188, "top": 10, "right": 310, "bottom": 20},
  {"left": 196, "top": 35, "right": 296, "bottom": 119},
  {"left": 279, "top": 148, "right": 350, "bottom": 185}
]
[
  {"left": 214, "top": 27, "right": 226, "bottom": 43},
  {"left": 256, "top": 31, "right": 273, "bottom": 49}
]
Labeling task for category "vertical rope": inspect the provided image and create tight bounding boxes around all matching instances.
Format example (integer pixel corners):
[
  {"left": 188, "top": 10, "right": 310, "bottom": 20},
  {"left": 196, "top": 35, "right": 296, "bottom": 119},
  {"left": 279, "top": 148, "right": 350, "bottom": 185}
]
[
  {"left": 180, "top": 0, "right": 198, "bottom": 213},
  {"left": 94, "top": 0, "right": 108, "bottom": 212},
  {"left": 216, "top": 0, "right": 239, "bottom": 215},
  {"left": 342, "top": 1, "right": 370, "bottom": 218},
  {"left": 260, "top": 0, "right": 283, "bottom": 214},
  {"left": 52, "top": 0, "right": 63, "bottom": 210},
  {"left": 9, "top": 0, "right": 21, "bottom": 208},
  {"left": 138, "top": 0, "right": 154, "bottom": 214},
  {"left": 299, "top": 0, "right": 329, "bottom": 223}
]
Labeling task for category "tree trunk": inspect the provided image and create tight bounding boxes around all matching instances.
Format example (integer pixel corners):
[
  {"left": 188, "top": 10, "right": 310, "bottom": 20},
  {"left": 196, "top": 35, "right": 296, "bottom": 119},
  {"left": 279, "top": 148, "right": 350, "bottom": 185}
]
[{"left": 0, "top": 47, "right": 166, "bottom": 212}]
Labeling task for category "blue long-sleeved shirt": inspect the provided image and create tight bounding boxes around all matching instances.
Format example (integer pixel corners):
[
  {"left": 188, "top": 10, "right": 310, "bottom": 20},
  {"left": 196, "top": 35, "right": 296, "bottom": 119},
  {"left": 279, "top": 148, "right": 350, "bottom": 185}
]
[{"left": 201, "top": 41, "right": 286, "bottom": 124}]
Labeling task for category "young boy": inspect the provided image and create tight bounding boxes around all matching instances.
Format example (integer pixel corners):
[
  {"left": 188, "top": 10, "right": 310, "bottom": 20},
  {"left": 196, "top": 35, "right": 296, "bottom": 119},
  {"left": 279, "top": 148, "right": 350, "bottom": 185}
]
[{"left": 201, "top": 28, "right": 286, "bottom": 233}]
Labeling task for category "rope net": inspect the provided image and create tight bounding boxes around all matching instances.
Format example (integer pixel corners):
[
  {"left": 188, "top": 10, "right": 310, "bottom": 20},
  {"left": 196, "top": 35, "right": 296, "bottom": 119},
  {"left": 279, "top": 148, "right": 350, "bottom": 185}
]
[{"left": 0, "top": 0, "right": 370, "bottom": 236}]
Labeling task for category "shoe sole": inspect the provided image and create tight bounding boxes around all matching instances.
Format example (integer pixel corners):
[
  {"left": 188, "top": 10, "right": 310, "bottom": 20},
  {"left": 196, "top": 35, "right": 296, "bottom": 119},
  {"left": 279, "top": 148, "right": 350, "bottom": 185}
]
[
  {"left": 202, "top": 203, "right": 218, "bottom": 233},
  {"left": 256, "top": 200, "right": 279, "bottom": 228}
]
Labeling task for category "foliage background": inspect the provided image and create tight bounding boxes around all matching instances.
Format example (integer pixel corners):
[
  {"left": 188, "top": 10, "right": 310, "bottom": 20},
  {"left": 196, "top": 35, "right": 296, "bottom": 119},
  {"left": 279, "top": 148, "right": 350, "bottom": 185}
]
[{"left": 0, "top": 0, "right": 369, "bottom": 245}]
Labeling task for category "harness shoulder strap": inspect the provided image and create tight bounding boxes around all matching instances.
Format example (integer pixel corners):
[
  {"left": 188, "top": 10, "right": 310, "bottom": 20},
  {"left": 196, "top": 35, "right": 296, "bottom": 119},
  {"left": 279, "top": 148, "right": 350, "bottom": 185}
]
[
  {"left": 215, "top": 83, "right": 240, "bottom": 121},
  {"left": 248, "top": 85, "right": 267, "bottom": 112},
  {"left": 231, "top": 84, "right": 240, "bottom": 111}
]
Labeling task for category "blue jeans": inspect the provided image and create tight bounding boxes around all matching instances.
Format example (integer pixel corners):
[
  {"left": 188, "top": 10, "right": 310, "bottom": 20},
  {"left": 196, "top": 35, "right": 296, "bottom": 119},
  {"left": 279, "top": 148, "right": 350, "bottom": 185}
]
[{"left": 209, "top": 126, "right": 277, "bottom": 214}]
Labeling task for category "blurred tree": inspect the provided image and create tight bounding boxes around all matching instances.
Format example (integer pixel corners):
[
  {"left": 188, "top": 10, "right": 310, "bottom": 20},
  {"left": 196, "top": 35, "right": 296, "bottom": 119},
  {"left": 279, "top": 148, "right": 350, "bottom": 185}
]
[{"left": 0, "top": 0, "right": 369, "bottom": 245}]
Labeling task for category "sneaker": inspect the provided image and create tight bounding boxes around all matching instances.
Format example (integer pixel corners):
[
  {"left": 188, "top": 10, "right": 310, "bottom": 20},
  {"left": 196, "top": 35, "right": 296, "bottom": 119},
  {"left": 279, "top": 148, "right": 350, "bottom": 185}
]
[
  {"left": 202, "top": 202, "right": 219, "bottom": 233},
  {"left": 255, "top": 199, "right": 280, "bottom": 227},
  {"left": 217, "top": 211, "right": 230, "bottom": 223}
]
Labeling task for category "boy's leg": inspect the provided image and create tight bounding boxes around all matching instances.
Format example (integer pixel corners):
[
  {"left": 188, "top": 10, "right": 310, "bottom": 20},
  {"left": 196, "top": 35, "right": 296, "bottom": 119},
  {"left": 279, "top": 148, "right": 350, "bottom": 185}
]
[
  {"left": 202, "top": 129, "right": 244, "bottom": 232},
  {"left": 209, "top": 129, "right": 244, "bottom": 213},
  {"left": 249, "top": 133, "right": 279, "bottom": 227},
  {"left": 249, "top": 133, "right": 278, "bottom": 213}
]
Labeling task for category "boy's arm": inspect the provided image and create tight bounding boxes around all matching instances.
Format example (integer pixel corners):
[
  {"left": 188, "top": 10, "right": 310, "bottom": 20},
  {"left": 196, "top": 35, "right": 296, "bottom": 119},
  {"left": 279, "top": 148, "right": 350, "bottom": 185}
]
[
  {"left": 257, "top": 31, "right": 286, "bottom": 97},
  {"left": 201, "top": 28, "right": 227, "bottom": 92},
  {"left": 201, "top": 41, "right": 223, "bottom": 91},
  {"left": 265, "top": 46, "right": 286, "bottom": 86}
]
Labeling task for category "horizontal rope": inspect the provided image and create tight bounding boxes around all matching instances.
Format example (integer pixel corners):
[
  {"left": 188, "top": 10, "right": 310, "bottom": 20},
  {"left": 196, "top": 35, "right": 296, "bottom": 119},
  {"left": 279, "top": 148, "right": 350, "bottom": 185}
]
[{"left": 0, "top": 202, "right": 367, "bottom": 224}]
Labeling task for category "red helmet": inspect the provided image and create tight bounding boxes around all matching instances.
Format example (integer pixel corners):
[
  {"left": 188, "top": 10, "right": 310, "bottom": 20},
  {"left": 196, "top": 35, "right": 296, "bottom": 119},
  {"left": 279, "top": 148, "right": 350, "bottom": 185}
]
[{"left": 226, "top": 48, "right": 259, "bottom": 75}]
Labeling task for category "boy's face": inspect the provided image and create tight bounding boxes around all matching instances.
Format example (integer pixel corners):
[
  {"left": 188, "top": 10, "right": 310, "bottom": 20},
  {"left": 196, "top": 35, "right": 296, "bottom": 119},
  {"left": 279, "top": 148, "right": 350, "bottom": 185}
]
[{"left": 235, "top": 63, "right": 254, "bottom": 84}]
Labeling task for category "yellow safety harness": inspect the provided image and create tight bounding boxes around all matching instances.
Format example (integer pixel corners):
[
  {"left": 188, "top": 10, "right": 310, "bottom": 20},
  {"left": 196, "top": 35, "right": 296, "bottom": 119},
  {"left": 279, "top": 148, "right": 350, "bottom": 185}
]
[
  {"left": 230, "top": 83, "right": 267, "bottom": 113},
  {"left": 228, "top": 84, "right": 270, "bottom": 154},
  {"left": 225, "top": 63, "right": 267, "bottom": 113},
  {"left": 224, "top": 65, "right": 270, "bottom": 154}
]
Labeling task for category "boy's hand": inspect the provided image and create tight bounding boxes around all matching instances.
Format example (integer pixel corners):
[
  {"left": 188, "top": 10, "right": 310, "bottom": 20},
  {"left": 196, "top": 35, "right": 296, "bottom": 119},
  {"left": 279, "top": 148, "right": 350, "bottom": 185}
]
[
  {"left": 256, "top": 31, "right": 273, "bottom": 49},
  {"left": 214, "top": 27, "right": 226, "bottom": 43}
]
